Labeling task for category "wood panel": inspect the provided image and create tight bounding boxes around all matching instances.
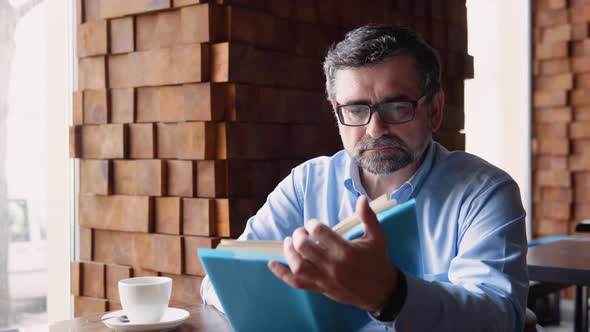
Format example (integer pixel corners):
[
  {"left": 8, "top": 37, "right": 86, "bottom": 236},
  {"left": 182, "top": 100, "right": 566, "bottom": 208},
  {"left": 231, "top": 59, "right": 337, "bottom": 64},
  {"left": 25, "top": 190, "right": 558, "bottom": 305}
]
[
  {"left": 79, "top": 195, "right": 153, "bottom": 232},
  {"left": 532, "top": 0, "right": 590, "bottom": 237},
  {"left": 107, "top": 44, "right": 210, "bottom": 88}
]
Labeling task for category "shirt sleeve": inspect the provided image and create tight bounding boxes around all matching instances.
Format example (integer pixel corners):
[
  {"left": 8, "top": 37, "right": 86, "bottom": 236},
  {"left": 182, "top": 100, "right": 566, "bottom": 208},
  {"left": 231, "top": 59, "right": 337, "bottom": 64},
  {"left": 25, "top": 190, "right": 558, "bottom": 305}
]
[
  {"left": 390, "top": 178, "right": 528, "bottom": 331},
  {"left": 200, "top": 167, "right": 306, "bottom": 311}
]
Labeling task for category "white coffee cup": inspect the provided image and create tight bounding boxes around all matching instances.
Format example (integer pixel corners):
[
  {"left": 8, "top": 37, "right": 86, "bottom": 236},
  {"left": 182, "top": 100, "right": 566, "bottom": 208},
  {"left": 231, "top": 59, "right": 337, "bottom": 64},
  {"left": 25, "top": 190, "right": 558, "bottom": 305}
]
[{"left": 118, "top": 276, "right": 172, "bottom": 324}]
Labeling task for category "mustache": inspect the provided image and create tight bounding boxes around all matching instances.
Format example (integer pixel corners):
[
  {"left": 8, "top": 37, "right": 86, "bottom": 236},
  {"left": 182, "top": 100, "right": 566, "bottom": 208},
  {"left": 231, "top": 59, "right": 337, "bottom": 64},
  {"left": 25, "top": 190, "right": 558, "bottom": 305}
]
[{"left": 356, "top": 135, "right": 408, "bottom": 151}]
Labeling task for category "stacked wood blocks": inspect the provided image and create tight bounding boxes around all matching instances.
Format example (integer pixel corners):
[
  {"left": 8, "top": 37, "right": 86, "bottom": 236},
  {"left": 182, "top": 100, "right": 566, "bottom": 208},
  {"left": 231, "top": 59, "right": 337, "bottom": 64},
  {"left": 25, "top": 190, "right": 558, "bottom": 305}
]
[
  {"left": 532, "top": 0, "right": 590, "bottom": 238},
  {"left": 70, "top": 0, "right": 471, "bottom": 316}
]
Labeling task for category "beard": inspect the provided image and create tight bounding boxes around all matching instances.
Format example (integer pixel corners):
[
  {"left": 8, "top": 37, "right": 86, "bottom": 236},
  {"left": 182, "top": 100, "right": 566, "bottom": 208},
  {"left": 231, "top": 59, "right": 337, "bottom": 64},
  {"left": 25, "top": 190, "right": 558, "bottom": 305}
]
[{"left": 351, "top": 135, "right": 430, "bottom": 175}]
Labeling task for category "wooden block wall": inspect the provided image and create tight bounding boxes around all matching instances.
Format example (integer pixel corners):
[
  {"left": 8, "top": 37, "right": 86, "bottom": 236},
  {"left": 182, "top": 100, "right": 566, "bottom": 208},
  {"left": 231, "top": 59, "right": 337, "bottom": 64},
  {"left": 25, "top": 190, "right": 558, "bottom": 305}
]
[
  {"left": 70, "top": 0, "right": 471, "bottom": 315},
  {"left": 532, "top": 0, "right": 590, "bottom": 238}
]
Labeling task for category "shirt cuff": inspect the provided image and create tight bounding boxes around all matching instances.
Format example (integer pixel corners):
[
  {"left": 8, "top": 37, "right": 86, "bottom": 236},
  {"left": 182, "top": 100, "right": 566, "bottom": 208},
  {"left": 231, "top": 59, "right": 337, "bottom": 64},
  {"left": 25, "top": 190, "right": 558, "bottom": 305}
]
[
  {"left": 393, "top": 273, "right": 440, "bottom": 331},
  {"left": 367, "top": 311, "right": 395, "bottom": 327}
]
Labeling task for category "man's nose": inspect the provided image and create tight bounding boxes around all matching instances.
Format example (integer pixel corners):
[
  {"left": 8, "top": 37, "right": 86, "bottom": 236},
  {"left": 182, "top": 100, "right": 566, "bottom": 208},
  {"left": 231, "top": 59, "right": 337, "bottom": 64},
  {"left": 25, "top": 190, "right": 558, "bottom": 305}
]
[{"left": 366, "top": 111, "right": 388, "bottom": 139}]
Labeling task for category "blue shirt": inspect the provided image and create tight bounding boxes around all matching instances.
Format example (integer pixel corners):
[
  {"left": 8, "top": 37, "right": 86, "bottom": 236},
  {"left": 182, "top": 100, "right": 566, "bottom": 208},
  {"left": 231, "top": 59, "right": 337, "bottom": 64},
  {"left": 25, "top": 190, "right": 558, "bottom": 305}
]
[{"left": 200, "top": 141, "right": 528, "bottom": 331}]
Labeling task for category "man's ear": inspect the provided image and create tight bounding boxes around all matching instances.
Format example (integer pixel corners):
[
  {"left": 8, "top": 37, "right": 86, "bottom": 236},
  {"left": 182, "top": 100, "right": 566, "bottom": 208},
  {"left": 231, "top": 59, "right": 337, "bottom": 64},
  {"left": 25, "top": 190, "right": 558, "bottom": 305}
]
[
  {"left": 331, "top": 99, "right": 339, "bottom": 110},
  {"left": 331, "top": 99, "right": 341, "bottom": 122},
  {"left": 430, "top": 90, "right": 445, "bottom": 132}
]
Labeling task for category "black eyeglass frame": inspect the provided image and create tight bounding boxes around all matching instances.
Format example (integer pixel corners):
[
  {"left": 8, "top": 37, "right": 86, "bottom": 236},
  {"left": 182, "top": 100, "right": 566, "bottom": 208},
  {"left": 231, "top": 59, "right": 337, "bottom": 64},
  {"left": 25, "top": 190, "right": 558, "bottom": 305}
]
[{"left": 335, "top": 95, "right": 427, "bottom": 127}]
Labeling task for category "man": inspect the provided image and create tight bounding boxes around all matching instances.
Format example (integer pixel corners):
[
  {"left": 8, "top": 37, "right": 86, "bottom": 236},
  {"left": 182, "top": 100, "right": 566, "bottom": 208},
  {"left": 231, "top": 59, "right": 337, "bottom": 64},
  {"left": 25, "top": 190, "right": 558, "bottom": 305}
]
[{"left": 201, "top": 25, "right": 528, "bottom": 331}]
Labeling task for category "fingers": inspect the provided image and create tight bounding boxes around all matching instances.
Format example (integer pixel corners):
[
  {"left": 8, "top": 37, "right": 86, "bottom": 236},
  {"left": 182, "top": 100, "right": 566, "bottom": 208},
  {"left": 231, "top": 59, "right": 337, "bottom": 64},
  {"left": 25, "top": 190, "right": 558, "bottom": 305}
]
[
  {"left": 268, "top": 261, "right": 320, "bottom": 290},
  {"left": 305, "top": 219, "right": 348, "bottom": 254},
  {"left": 267, "top": 235, "right": 323, "bottom": 290},
  {"left": 356, "top": 196, "right": 383, "bottom": 240},
  {"left": 292, "top": 226, "right": 328, "bottom": 263},
  {"left": 283, "top": 236, "right": 323, "bottom": 279}
]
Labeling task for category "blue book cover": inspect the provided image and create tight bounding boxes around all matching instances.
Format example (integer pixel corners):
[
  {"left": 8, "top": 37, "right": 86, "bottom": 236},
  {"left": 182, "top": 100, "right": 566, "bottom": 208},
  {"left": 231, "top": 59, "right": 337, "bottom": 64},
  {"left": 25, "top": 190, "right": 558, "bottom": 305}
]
[{"left": 199, "top": 199, "right": 422, "bottom": 332}]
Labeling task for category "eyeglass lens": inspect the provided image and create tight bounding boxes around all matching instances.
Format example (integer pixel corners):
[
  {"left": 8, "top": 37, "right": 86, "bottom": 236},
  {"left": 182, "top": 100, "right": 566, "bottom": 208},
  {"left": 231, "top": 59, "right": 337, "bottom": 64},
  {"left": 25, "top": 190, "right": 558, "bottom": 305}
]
[{"left": 339, "top": 102, "right": 414, "bottom": 125}]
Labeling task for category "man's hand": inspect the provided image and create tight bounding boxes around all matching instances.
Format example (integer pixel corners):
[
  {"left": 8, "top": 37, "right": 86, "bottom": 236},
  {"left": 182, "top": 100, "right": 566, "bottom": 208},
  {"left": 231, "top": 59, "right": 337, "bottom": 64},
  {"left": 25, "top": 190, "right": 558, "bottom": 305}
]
[{"left": 268, "top": 196, "right": 399, "bottom": 312}]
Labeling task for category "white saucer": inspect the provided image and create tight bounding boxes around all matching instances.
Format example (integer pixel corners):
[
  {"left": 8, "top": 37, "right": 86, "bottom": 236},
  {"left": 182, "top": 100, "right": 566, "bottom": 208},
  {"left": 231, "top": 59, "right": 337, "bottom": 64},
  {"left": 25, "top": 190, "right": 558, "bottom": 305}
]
[{"left": 102, "top": 307, "right": 190, "bottom": 331}]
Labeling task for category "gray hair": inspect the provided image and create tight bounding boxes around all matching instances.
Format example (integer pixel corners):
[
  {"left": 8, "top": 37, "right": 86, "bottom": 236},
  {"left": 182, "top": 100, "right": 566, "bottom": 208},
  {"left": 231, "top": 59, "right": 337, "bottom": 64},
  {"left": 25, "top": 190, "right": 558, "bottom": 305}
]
[{"left": 323, "top": 25, "right": 442, "bottom": 103}]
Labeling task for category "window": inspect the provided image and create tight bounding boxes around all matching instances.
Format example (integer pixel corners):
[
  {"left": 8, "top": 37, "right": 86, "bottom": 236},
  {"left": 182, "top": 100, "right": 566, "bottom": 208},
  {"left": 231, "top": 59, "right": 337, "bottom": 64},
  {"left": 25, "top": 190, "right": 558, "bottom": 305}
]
[
  {"left": 465, "top": 0, "right": 532, "bottom": 239},
  {"left": 1, "top": 0, "right": 74, "bottom": 328}
]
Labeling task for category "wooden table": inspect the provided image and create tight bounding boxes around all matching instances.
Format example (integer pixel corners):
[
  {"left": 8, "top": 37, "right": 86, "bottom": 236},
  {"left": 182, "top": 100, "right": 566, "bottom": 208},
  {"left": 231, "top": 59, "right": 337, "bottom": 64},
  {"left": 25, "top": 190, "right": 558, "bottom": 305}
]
[
  {"left": 527, "top": 237, "right": 590, "bottom": 332},
  {"left": 49, "top": 305, "right": 232, "bottom": 332}
]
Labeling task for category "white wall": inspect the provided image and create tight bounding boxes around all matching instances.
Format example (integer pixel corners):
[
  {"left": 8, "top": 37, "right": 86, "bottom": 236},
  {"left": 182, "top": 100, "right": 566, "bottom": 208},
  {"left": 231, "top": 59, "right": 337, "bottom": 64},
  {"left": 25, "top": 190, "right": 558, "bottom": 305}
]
[
  {"left": 45, "top": 0, "right": 74, "bottom": 322},
  {"left": 465, "top": 0, "right": 532, "bottom": 239}
]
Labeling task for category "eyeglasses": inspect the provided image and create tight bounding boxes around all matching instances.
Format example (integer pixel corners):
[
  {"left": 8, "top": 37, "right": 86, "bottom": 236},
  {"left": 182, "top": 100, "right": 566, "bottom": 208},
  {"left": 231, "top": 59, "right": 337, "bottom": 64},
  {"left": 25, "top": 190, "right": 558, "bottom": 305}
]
[{"left": 335, "top": 95, "right": 426, "bottom": 126}]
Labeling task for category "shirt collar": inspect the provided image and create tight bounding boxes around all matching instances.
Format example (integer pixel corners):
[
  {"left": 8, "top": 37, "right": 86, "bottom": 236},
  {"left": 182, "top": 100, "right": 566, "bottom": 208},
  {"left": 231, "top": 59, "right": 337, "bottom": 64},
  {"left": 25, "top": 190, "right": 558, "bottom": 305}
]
[
  {"left": 343, "top": 141, "right": 437, "bottom": 203},
  {"left": 344, "top": 159, "right": 369, "bottom": 197}
]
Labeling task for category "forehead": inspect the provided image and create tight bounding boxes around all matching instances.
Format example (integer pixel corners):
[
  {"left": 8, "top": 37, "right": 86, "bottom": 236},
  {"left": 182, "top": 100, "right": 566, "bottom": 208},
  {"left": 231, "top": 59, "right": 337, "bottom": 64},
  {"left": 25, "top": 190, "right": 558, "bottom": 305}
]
[{"left": 333, "top": 56, "right": 421, "bottom": 103}]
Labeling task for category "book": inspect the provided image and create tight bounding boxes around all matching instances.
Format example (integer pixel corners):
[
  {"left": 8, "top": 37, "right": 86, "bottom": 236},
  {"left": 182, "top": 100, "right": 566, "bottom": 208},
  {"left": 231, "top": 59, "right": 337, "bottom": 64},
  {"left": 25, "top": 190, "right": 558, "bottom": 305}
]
[
  {"left": 215, "top": 194, "right": 397, "bottom": 255},
  {"left": 198, "top": 197, "right": 423, "bottom": 332}
]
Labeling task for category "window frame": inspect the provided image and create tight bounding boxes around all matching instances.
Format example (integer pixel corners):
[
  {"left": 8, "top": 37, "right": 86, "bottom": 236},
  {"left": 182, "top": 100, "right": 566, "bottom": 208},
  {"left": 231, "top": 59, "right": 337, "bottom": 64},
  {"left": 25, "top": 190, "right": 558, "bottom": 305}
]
[{"left": 46, "top": 0, "right": 76, "bottom": 322}]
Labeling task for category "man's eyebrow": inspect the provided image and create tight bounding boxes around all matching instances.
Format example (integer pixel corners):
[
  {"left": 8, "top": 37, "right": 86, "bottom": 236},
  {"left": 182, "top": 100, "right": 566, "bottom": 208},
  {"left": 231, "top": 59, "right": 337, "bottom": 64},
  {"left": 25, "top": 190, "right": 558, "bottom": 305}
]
[
  {"left": 340, "top": 98, "right": 371, "bottom": 105},
  {"left": 341, "top": 95, "right": 415, "bottom": 106},
  {"left": 380, "top": 95, "right": 415, "bottom": 103}
]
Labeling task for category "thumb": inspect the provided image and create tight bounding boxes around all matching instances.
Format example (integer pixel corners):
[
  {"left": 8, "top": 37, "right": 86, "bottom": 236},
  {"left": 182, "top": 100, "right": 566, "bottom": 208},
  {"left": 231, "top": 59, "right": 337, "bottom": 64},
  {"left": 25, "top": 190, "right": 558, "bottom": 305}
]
[{"left": 356, "top": 196, "right": 383, "bottom": 240}]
